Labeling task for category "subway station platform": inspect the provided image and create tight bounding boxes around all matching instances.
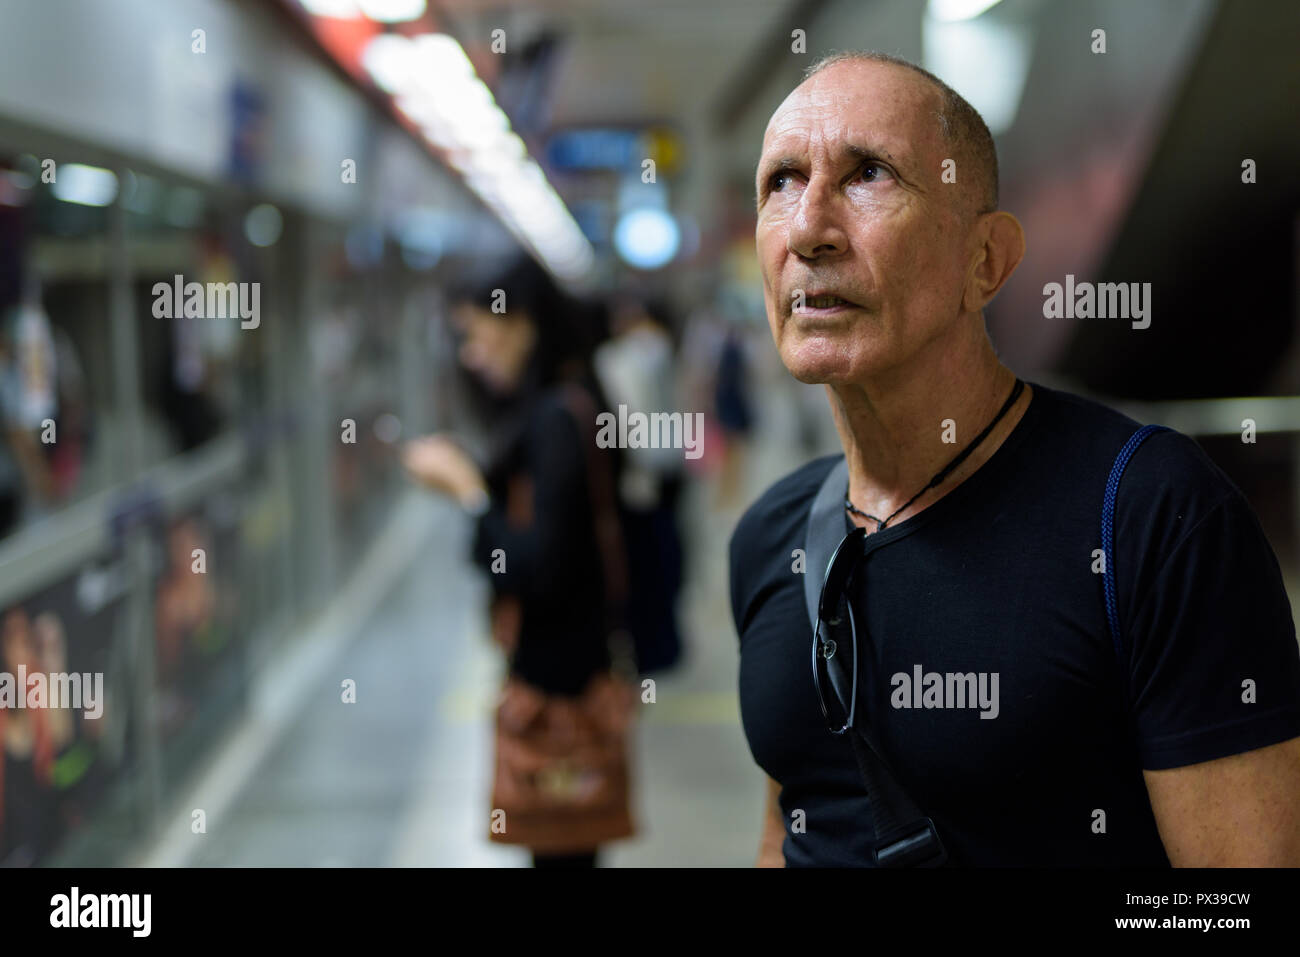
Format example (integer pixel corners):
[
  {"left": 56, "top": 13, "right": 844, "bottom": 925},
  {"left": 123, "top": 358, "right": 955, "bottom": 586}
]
[{"left": 131, "top": 356, "right": 816, "bottom": 868}]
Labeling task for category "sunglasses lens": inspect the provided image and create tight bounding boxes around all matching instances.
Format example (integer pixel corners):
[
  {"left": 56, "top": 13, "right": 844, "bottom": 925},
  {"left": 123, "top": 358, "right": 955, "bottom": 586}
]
[
  {"left": 813, "top": 528, "right": 864, "bottom": 733},
  {"left": 814, "top": 601, "right": 855, "bottom": 729}
]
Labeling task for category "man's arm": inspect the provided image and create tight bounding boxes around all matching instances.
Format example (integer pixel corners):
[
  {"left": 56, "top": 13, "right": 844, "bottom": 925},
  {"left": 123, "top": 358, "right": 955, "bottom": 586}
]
[
  {"left": 757, "top": 775, "right": 785, "bottom": 868},
  {"left": 1143, "top": 735, "right": 1300, "bottom": 866}
]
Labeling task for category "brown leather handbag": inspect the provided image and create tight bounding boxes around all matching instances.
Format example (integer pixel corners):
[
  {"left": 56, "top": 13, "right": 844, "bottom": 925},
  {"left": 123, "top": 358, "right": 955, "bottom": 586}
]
[{"left": 487, "top": 384, "right": 638, "bottom": 853}]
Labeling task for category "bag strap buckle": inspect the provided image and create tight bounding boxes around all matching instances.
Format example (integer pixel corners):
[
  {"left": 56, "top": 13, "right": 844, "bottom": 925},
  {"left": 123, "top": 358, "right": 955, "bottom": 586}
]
[{"left": 872, "top": 817, "right": 947, "bottom": 868}]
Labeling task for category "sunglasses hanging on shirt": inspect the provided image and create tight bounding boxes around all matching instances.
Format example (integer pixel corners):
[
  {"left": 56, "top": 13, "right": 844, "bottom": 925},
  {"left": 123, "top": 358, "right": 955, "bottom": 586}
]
[{"left": 802, "top": 377, "right": 1029, "bottom": 868}]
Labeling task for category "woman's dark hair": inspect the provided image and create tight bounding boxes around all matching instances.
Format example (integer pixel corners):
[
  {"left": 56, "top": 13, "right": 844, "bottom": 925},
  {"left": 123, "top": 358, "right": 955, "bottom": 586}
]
[{"left": 447, "top": 255, "right": 598, "bottom": 389}]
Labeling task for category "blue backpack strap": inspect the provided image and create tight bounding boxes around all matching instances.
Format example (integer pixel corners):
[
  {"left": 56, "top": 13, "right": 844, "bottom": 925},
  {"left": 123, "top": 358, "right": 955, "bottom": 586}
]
[{"left": 1102, "top": 424, "right": 1171, "bottom": 680}]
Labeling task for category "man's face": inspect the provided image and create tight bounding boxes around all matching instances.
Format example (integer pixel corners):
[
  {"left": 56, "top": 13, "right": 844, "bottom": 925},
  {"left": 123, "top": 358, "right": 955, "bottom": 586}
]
[{"left": 755, "top": 60, "right": 974, "bottom": 385}]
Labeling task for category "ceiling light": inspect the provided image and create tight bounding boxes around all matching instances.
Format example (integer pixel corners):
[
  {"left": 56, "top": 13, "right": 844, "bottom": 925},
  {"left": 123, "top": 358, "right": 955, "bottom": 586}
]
[
  {"left": 362, "top": 34, "right": 415, "bottom": 93},
  {"left": 411, "top": 34, "right": 474, "bottom": 82},
  {"left": 613, "top": 207, "right": 680, "bottom": 270},
  {"left": 927, "top": 0, "right": 1004, "bottom": 22},
  {"left": 298, "top": 0, "right": 361, "bottom": 18},
  {"left": 51, "top": 163, "right": 118, "bottom": 207},
  {"left": 923, "top": 12, "right": 1030, "bottom": 135},
  {"left": 357, "top": 0, "right": 426, "bottom": 24}
]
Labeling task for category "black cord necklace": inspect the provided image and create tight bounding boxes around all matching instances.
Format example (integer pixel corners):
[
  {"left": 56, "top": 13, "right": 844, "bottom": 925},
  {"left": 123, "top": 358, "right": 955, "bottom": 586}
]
[{"left": 844, "top": 377, "right": 1025, "bottom": 532}]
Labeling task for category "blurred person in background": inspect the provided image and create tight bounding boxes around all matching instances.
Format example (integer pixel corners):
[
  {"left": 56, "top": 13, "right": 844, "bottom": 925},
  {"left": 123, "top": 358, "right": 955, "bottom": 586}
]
[
  {"left": 593, "top": 296, "right": 685, "bottom": 674},
  {"left": 0, "top": 302, "right": 58, "bottom": 537},
  {"left": 154, "top": 233, "right": 236, "bottom": 454},
  {"left": 403, "top": 256, "right": 637, "bottom": 868},
  {"left": 713, "top": 317, "right": 755, "bottom": 507},
  {"left": 43, "top": 326, "right": 91, "bottom": 501}
]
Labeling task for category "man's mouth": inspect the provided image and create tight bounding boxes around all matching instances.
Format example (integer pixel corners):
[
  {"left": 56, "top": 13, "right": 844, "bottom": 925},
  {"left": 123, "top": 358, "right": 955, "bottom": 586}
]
[{"left": 795, "top": 291, "right": 860, "bottom": 314}]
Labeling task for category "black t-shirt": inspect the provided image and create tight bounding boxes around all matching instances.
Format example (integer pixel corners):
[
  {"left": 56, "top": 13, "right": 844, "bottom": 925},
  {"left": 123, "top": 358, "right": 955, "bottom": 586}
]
[
  {"left": 473, "top": 386, "right": 611, "bottom": 696},
  {"left": 729, "top": 383, "right": 1300, "bottom": 866}
]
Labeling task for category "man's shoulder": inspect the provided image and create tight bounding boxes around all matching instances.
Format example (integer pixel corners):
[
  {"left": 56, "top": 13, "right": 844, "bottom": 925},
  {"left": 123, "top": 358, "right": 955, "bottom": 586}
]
[
  {"left": 1035, "top": 383, "right": 1238, "bottom": 499},
  {"left": 1035, "top": 384, "right": 1248, "bottom": 560},
  {"left": 1032, "top": 383, "right": 1144, "bottom": 458},
  {"left": 727, "top": 454, "right": 841, "bottom": 633},
  {"left": 730, "top": 454, "right": 842, "bottom": 556},
  {"left": 1117, "top": 426, "right": 1246, "bottom": 568}
]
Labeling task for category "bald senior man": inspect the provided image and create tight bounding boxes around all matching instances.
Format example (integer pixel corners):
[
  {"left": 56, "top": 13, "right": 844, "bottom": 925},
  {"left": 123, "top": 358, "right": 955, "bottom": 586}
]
[{"left": 730, "top": 51, "right": 1300, "bottom": 867}]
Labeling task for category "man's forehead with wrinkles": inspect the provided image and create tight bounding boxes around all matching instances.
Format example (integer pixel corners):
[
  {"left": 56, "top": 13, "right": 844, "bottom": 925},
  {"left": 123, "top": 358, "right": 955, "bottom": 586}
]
[{"left": 756, "top": 59, "right": 946, "bottom": 199}]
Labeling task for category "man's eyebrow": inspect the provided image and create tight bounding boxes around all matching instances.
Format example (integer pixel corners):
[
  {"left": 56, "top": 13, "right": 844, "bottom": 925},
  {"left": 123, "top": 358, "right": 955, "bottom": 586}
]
[
  {"left": 756, "top": 155, "right": 797, "bottom": 181},
  {"left": 844, "top": 142, "right": 903, "bottom": 167},
  {"left": 757, "top": 142, "right": 904, "bottom": 180}
]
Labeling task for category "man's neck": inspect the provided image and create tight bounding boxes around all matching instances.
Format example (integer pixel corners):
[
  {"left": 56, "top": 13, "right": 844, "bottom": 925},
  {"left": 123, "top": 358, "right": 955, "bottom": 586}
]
[{"left": 827, "top": 319, "right": 1028, "bottom": 530}]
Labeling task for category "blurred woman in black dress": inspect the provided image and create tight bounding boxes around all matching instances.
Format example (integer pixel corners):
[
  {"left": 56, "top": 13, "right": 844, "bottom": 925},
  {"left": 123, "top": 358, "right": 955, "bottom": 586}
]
[{"left": 403, "top": 257, "right": 636, "bottom": 868}]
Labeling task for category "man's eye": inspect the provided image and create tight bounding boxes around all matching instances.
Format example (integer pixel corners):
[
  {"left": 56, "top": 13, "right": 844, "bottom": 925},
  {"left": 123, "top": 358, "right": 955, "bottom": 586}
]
[
  {"left": 770, "top": 171, "right": 793, "bottom": 192},
  {"left": 860, "top": 163, "right": 887, "bottom": 183}
]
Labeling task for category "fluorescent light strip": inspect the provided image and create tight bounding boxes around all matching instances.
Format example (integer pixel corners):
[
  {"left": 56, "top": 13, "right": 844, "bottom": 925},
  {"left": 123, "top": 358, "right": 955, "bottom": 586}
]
[
  {"left": 298, "top": 0, "right": 361, "bottom": 18},
  {"left": 357, "top": 0, "right": 427, "bottom": 23},
  {"left": 361, "top": 32, "right": 593, "bottom": 280},
  {"left": 51, "top": 163, "right": 119, "bottom": 207}
]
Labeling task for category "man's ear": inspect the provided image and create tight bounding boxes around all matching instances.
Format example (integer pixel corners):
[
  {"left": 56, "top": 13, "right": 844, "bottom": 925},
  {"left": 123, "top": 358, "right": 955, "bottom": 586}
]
[{"left": 962, "top": 211, "right": 1025, "bottom": 313}]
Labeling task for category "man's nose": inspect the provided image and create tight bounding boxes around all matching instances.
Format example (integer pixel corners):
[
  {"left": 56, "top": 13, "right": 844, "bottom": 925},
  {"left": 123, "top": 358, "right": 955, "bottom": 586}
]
[{"left": 787, "top": 179, "right": 848, "bottom": 259}]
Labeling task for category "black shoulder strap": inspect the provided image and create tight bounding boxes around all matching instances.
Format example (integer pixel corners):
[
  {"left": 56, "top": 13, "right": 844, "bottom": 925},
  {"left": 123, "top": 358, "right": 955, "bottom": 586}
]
[
  {"left": 804, "top": 457, "right": 947, "bottom": 867},
  {"left": 803, "top": 457, "right": 849, "bottom": 634}
]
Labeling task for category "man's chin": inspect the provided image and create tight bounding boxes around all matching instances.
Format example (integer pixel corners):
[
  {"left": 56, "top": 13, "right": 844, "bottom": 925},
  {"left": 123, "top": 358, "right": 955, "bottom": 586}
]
[{"left": 780, "top": 338, "right": 879, "bottom": 385}]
